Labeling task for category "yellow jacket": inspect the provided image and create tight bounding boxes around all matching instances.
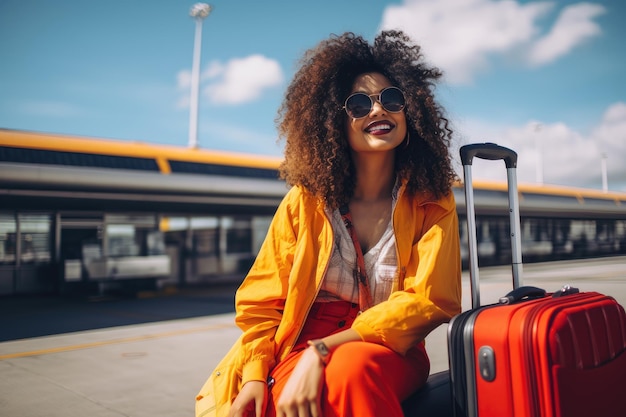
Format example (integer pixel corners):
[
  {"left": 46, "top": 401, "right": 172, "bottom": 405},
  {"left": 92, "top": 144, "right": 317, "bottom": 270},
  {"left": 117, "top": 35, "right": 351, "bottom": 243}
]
[{"left": 195, "top": 184, "right": 462, "bottom": 417}]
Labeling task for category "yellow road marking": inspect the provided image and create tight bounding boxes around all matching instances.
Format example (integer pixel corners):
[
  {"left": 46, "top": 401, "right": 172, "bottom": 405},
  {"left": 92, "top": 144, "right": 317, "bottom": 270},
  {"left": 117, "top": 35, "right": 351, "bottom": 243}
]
[{"left": 0, "top": 322, "right": 236, "bottom": 360}]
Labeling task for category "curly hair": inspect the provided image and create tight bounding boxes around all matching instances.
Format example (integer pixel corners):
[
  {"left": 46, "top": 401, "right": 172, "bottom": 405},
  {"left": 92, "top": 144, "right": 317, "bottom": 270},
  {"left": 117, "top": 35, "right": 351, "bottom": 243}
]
[{"left": 276, "top": 30, "right": 457, "bottom": 209}]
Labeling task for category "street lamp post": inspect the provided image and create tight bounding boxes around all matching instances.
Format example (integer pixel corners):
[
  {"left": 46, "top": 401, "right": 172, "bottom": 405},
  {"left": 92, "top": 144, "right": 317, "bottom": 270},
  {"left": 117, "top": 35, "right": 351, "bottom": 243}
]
[
  {"left": 534, "top": 123, "right": 544, "bottom": 185},
  {"left": 188, "top": 3, "right": 212, "bottom": 149},
  {"left": 601, "top": 153, "right": 608, "bottom": 192}
]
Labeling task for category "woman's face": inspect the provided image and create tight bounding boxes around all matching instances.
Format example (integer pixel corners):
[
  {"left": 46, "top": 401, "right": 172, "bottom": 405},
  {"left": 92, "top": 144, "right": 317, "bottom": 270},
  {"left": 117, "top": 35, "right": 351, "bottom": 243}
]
[{"left": 344, "top": 72, "right": 407, "bottom": 154}]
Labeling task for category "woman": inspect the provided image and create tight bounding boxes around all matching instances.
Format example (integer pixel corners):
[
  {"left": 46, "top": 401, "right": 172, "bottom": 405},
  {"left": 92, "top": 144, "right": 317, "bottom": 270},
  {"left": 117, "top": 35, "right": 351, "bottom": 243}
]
[{"left": 195, "top": 30, "right": 461, "bottom": 417}]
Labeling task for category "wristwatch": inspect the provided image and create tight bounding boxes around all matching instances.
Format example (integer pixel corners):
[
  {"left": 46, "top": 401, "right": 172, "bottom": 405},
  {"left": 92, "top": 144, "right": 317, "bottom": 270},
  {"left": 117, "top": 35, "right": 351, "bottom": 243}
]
[{"left": 307, "top": 339, "right": 330, "bottom": 366}]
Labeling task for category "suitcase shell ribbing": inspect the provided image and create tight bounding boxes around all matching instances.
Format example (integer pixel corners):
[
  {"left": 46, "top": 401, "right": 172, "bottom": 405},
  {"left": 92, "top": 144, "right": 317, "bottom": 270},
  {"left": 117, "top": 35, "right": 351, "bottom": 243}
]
[{"left": 468, "top": 292, "right": 626, "bottom": 417}]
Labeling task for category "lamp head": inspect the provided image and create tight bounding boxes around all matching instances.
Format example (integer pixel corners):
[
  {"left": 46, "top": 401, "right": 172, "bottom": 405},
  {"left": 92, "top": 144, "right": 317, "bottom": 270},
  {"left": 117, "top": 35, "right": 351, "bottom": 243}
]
[{"left": 190, "top": 3, "right": 211, "bottom": 19}]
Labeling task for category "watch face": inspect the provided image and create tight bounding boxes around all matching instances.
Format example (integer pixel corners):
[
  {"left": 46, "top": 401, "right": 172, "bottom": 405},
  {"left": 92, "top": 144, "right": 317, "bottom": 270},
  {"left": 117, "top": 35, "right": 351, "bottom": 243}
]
[{"left": 316, "top": 342, "right": 329, "bottom": 356}]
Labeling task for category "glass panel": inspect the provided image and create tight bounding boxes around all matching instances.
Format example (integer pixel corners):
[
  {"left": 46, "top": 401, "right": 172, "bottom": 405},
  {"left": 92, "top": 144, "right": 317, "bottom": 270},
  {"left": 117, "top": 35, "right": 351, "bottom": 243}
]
[
  {"left": 189, "top": 217, "right": 219, "bottom": 256},
  {"left": 224, "top": 217, "right": 252, "bottom": 254},
  {"left": 146, "top": 231, "right": 166, "bottom": 255},
  {"left": 618, "top": 221, "right": 626, "bottom": 253},
  {"left": 106, "top": 224, "right": 139, "bottom": 257},
  {"left": 0, "top": 213, "right": 16, "bottom": 264},
  {"left": 251, "top": 216, "right": 272, "bottom": 254},
  {"left": 194, "top": 229, "right": 218, "bottom": 256},
  {"left": 19, "top": 214, "right": 52, "bottom": 264}
]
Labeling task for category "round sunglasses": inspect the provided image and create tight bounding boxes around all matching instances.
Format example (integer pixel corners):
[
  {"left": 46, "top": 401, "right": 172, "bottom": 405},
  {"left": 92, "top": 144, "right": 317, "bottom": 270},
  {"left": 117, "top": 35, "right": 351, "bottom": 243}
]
[{"left": 343, "top": 87, "right": 406, "bottom": 119}]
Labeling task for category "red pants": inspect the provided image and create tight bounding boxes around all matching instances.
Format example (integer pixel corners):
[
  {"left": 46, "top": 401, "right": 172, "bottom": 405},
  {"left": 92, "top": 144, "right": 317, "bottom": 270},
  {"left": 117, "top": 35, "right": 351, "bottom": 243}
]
[{"left": 266, "top": 301, "right": 430, "bottom": 417}]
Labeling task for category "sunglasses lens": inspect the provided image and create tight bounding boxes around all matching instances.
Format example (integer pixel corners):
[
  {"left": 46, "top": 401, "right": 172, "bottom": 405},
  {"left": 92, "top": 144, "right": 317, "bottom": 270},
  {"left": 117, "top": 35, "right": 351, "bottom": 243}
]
[
  {"left": 344, "top": 87, "right": 406, "bottom": 118},
  {"left": 381, "top": 88, "right": 405, "bottom": 112},
  {"left": 345, "top": 93, "right": 372, "bottom": 119}
]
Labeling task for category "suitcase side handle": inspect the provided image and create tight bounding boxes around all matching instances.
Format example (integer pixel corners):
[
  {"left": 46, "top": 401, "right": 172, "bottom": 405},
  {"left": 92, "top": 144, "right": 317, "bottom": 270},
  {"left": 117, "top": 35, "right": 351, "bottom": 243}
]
[
  {"left": 460, "top": 142, "right": 517, "bottom": 168},
  {"left": 460, "top": 143, "right": 523, "bottom": 308},
  {"left": 499, "top": 286, "right": 546, "bottom": 305}
]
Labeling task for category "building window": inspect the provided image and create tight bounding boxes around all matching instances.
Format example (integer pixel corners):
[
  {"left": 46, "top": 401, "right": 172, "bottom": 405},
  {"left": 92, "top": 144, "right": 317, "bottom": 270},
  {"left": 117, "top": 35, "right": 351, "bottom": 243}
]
[
  {"left": 0, "top": 213, "right": 16, "bottom": 264},
  {"left": 19, "top": 214, "right": 52, "bottom": 264}
]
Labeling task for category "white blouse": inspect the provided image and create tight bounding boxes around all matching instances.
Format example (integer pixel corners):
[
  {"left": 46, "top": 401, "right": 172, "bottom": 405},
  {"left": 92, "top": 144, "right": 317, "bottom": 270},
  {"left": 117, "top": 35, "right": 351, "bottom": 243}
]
[{"left": 317, "top": 202, "right": 398, "bottom": 306}]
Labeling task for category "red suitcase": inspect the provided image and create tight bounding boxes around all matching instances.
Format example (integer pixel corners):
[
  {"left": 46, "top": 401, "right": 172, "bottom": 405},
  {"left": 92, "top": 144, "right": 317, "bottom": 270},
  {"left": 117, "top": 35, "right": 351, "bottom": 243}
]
[{"left": 449, "top": 143, "right": 626, "bottom": 417}]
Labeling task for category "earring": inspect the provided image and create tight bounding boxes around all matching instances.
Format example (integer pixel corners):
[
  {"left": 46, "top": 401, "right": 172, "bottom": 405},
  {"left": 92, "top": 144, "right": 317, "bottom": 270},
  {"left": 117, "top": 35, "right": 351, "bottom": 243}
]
[{"left": 403, "top": 131, "right": 411, "bottom": 149}]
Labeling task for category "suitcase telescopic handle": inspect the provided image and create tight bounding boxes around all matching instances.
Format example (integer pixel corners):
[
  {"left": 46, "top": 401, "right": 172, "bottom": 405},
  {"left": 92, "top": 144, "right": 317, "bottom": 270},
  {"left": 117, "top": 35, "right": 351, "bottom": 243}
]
[
  {"left": 460, "top": 142, "right": 517, "bottom": 169},
  {"left": 460, "top": 143, "right": 523, "bottom": 308}
]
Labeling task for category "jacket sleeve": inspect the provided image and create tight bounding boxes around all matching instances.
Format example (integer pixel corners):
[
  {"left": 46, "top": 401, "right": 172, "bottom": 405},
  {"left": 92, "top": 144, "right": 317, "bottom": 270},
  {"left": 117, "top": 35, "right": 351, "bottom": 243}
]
[
  {"left": 351, "top": 191, "right": 462, "bottom": 355},
  {"left": 231, "top": 189, "right": 298, "bottom": 386}
]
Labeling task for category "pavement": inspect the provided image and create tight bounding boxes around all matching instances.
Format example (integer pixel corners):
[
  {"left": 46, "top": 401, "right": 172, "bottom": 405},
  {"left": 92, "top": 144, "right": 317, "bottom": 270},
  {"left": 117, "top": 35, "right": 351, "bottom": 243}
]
[
  {"left": 1, "top": 256, "right": 625, "bottom": 417},
  {"left": 0, "top": 284, "right": 238, "bottom": 342}
]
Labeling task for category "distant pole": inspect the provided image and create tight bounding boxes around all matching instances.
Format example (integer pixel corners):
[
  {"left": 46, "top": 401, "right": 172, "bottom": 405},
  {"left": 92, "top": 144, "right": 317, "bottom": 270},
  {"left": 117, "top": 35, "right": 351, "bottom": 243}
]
[
  {"left": 534, "top": 123, "right": 544, "bottom": 185},
  {"left": 601, "top": 153, "right": 608, "bottom": 192},
  {"left": 188, "top": 3, "right": 212, "bottom": 149}
]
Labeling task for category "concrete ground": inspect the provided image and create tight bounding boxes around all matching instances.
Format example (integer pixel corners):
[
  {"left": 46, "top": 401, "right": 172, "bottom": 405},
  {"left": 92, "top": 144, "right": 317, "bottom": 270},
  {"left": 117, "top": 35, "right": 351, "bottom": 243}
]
[{"left": 1, "top": 256, "right": 625, "bottom": 417}]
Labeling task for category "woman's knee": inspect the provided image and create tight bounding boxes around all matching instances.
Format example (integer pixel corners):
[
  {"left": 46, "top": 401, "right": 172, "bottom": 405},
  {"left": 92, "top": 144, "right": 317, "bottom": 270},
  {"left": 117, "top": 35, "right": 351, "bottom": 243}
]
[{"left": 325, "top": 341, "right": 428, "bottom": 399}]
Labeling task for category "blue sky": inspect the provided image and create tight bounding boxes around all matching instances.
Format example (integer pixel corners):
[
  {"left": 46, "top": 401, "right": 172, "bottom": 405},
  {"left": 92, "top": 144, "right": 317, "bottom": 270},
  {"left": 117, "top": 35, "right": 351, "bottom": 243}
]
[{"left": 1, "top": 0, "right": 625, "bottom": 191}]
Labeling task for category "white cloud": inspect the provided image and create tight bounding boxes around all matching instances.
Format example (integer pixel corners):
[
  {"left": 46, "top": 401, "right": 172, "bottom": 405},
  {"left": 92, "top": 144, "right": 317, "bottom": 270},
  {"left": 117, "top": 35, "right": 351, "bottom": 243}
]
[
  {"left": 380, "top": 0, "right": 605, "bottom": 84},
  {"left": 175, "top": 70, "right": 191, "bottom": 109},
  {"left": 177, "top": 70, "right": 191, "bottom": 90},
  {"left": 528, "top": 3, "right": 606, "bottom": 66},
  {"left": 592, "top": 102, "right": 626, "bottom": 176},
  {"left": 176, "top": 55, "right": 284, "bottom": 108},
  {"left": 455, "top": 102, "right": 626, "bottom": 191},
  {"left": 201, "top": 61, "right": 225, "bottom": 80},
  {"left": 203, "top": 55, "right": 284, "bottom": 105}
]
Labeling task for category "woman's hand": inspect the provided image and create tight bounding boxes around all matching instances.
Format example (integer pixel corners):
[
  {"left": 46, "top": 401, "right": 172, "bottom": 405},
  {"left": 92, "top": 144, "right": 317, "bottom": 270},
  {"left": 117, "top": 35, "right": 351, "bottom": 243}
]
[
  {"left": 275, "top": 347, "right": 325, "bottom": 417},
  {"left": 228, "top": 380, "right": 267, "bottom": 417}
]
